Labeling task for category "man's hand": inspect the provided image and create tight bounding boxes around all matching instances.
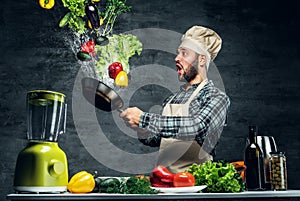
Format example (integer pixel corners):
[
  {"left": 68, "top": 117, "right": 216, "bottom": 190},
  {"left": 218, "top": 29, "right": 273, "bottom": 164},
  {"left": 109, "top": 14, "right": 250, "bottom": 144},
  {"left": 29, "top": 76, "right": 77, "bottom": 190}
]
[{"left": 119, "top": 107, "right": 143, "bottom": 128}]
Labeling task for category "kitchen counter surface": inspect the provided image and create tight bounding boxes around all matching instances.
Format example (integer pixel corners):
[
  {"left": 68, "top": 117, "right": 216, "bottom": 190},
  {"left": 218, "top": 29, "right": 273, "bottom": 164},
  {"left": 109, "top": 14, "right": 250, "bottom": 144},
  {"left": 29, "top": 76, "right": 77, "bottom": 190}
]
[{"left": 7, "top": 190, "right": 300, "bottom": 201}]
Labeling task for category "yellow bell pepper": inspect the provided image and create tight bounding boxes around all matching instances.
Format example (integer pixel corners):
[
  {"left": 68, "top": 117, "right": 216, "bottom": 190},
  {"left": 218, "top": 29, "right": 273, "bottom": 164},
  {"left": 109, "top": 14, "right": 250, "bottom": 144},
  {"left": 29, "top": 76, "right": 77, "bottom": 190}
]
[
  {"left": 39, "top": 0, "right": 55, "bottom": 9},
  {"left": 115, "top": 71, "right": 128, "bottom": 87},
  {"left": 67, "top": 171, "right": 95, "bottom": 193}
]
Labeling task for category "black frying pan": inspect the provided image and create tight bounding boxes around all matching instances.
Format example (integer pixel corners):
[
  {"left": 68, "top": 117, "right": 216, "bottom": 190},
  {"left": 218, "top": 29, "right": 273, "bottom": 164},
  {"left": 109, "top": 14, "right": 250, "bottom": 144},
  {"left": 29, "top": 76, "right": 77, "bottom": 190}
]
[{"left": 81, "top": 77, "right": 124, "bottom": 112}]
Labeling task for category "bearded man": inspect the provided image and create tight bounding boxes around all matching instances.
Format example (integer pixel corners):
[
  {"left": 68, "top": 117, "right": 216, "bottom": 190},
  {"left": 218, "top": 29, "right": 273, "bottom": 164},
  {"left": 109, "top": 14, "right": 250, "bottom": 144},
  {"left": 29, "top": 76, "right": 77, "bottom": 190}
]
[{"left": 120, "top": 25, "right": 230, "bottom": 173}]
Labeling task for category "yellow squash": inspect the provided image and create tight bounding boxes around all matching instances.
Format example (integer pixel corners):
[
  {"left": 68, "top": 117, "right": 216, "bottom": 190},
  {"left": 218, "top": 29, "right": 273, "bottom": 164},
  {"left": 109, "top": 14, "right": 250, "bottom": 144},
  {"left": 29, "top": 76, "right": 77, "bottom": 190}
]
[
  {"left": 39, "top": 0, "right": 55, "bottom": 9},
  {"left": 88, "top": 17, "right": 104, "bottom": 29},
  {"left": 67, "top": 171, "right": 95, "bottom": 193}
]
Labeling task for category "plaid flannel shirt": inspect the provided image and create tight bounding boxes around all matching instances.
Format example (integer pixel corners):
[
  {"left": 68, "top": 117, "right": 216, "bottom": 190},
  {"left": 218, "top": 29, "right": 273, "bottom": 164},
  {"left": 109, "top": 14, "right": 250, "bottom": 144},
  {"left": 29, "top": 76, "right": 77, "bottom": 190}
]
[{"left": 138, "top": 80, "right": 230, "bottom": 157}]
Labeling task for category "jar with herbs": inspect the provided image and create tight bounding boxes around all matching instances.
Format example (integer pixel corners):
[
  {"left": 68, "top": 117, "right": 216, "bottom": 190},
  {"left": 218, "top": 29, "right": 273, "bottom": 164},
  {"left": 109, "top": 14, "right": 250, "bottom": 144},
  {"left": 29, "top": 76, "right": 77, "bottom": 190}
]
[{"left": 270, "top": 152, "right": 287, "bottom": 191}]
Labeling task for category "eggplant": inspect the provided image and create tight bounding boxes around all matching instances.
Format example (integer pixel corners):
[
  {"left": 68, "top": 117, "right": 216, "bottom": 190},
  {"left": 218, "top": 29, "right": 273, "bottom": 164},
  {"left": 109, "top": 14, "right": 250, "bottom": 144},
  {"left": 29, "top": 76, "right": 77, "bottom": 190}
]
[
  {"left": 91, "top": 177, "right": 102, "bottom": 193},
  {"left": 85, "top": 3, "right": 100, "bottom": 29}
]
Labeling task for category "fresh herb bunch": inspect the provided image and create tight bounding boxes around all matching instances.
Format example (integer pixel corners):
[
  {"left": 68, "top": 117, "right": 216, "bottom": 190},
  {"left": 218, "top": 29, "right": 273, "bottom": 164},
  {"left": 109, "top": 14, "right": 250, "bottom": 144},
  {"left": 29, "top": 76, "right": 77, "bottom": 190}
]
[
  {"left": 60, "top": 0, "right": 131, "bottom": 35},
  {"left": 186, "top": 161, "right": 245, "bottom": 193},
  {"left": 95, "top": 177, "right": 158, "bottom": 194},
  {"left": 120, "top": 177, "right": 159, "bottom": 194},
  {"left": 61, "top": 0, "right": 88, "bottom": 34},
  {"left": 102, "top": 0, "right": 131, "bottom": 35}
]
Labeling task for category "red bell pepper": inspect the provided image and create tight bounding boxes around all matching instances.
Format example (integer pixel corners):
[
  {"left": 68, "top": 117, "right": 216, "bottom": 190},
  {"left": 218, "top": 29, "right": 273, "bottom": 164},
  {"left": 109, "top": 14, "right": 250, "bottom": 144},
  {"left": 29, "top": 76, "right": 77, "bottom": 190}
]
[
  {"left": 108, "top": 62, "right": 123, "bottom": 79},
  {"left": 152, "top": 165, "right": 175, "bottom": 182},
  {"left": 81, "top": 40, "right": 96, "bottom": 57},
  {"left": 150, "top": 175, "right": 172, "bottom": 187},
  {"left": 150, "top": 165, "right": 175, "bottom": 187}
]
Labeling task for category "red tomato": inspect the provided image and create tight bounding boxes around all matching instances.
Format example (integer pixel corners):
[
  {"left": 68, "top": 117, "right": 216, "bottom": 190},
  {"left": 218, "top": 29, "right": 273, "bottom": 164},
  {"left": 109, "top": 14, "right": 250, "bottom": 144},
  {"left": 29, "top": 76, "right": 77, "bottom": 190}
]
[
  {"left": 81, "top": 40, "right": 95, "bottom": 53},
  {"left": 89, "top": 50, "right": 96, "bottom": 57},
  {"left": 108, "top": 62, "right": 123, "bottom": 79},
  {"left": 173, "top": 172, "right": 195, "bottom": 187}
]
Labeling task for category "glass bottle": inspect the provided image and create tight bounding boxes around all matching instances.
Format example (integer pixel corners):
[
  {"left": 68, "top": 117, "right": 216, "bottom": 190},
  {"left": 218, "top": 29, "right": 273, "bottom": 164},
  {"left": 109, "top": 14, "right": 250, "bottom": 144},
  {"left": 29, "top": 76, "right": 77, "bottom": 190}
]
[
  {"left": 256, "top": 134, "right": 278, "bottom": 190},
  {"left": 244, "top": 125, "right": 265, "bottom": 190},
  {"left": 270, "top": 152, "right": 287, "bottom": 191}
]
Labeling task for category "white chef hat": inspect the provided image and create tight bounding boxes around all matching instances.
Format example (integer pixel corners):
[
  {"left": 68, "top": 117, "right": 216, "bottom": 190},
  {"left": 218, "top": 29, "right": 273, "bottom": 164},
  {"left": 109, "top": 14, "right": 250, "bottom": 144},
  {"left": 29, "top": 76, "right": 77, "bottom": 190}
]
[{"left": 179, "top": 25, "right": 222, "bottom": 69}]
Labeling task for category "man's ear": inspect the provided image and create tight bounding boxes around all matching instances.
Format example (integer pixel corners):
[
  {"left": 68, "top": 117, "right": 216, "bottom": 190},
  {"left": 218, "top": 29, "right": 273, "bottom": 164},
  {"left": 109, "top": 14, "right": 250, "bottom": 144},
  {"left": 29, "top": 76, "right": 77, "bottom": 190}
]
[{"left": 198, "top": 54, "right": 206, "bottom": 67}]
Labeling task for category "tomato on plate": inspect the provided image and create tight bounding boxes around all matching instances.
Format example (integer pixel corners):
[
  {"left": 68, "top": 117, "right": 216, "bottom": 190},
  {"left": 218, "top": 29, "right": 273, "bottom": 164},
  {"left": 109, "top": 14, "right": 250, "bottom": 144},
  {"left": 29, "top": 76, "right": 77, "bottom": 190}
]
[{"left": 173, "top": 172, "right": 195, "bottom": 187}]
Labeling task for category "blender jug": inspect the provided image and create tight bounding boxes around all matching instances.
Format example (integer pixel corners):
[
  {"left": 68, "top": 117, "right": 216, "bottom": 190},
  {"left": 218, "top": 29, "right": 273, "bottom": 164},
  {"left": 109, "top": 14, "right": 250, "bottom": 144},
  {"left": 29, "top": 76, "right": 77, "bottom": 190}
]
[
  {"left": 256, "top": 136, "right": 278, "bottom": 190},
  {"left": 27, "top": 90, "right": 67, "bottom": 141},
  {"left": 14, "top": 90, "right": 68, "bottom": 193}
]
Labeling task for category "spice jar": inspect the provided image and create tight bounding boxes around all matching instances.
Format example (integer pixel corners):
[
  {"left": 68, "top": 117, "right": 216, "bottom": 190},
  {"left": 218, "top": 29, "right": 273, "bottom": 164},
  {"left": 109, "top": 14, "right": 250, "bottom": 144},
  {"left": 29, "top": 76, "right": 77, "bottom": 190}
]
[{"left": 270, "top": 152, "right": 287, "bottom": 191}]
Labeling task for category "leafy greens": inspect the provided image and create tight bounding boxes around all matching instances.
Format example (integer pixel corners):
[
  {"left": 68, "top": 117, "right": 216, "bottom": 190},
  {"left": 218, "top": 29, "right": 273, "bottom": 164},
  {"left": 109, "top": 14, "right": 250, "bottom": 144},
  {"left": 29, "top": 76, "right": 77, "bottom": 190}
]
[
  {"left": 96, "top": 177, "right": 158, "bottom": 194},
  {"left": 186, "top": 161, "right": 245, "bottom": 193},
  {"left": 61, "top": 0, "right": 87, "bottom": 34},
  {"left": 60, "top": 0, "right": 131, "bottom": 35},
  {"left": 102, "top": 0, "right": 132, "bottom": 35},
  {"left": 120, "top": 177, "right": 158, "bottom": 194}
]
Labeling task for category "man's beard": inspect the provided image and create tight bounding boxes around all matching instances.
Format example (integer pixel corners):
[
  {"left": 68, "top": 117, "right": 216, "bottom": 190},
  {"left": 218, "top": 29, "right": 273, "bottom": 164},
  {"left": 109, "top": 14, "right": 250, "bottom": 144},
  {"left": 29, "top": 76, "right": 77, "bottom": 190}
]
[{"left": 179, "top": 58, "right": 198, "bottom": 82}]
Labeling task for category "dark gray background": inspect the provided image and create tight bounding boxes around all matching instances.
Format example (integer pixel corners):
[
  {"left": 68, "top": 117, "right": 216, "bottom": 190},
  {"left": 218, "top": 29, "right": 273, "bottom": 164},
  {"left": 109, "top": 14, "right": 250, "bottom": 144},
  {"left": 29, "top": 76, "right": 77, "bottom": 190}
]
[{"left": 1, "top": 0, "right": 300, "bottom": 199}]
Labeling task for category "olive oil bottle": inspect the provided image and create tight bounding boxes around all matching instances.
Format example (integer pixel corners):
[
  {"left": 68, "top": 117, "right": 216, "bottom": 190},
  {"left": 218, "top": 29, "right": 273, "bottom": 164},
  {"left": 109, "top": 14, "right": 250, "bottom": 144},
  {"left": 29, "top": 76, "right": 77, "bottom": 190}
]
[{"left": 244, "top": 125, "right": 265, "bottom": 190}]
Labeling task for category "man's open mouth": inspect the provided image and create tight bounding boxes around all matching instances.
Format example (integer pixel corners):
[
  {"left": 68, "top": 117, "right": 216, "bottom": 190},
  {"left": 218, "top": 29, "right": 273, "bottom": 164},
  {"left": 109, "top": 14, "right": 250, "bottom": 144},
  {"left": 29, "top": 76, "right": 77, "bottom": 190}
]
[{"left": 176, "top": 62, "right": 183, "bottom": 70}]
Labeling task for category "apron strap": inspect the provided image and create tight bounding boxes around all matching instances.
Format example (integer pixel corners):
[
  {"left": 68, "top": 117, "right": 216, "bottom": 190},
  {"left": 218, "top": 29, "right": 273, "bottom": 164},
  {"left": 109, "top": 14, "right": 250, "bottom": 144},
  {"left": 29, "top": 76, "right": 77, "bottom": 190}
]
[
  {"left": 185, "top": 78, "right": 208, "bottom": 105},
  {"left": 166, "top": 79, "right": 208, "bottom": 105}
]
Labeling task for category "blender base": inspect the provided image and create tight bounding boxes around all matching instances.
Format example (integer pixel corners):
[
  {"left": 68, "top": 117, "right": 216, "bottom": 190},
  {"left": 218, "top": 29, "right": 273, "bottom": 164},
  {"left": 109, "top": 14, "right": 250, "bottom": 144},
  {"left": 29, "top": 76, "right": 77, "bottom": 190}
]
[
  {"left": 14, "top": 186, "right": 67, "bottom": 193},
  {"left": 14, "top": 142, "right": 69, "bottom": 193}
]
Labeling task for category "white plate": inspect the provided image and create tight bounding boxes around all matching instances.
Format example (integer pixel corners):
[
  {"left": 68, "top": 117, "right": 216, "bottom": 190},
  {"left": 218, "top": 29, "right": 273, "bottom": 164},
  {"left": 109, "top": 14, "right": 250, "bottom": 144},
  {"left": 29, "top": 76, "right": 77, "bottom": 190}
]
[{"left": 151, "top": 185, "right": 207, "bottom": 193}]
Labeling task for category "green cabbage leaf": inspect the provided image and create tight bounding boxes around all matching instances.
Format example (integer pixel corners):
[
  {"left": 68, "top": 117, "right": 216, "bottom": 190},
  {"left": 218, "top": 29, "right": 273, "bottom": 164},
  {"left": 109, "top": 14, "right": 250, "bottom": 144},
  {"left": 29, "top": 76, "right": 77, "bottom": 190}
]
[
  {"left": 94, "top": 34, "right": 142, "bottom": 79},
  {"left": 186, "top": 161, "right": 245, "bottom": 193}
]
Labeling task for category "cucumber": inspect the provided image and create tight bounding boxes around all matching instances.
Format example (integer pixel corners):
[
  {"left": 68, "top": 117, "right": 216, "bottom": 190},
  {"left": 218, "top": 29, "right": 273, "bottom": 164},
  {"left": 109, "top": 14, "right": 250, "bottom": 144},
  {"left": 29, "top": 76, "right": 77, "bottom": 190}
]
[
  {"left": 59, "top": 12, "right": 71, "bottom": 28},
  {"left": 99, "top": 178, "right": 120, "bottom": 193},
  {"left": 100, "top": 178, "right": 120, "bottom": 188},
  {"left": 77, "top": 51, "right": 92, "bottom": 61},
  {"left": 95, "top": 35, "right": 109, "bottom": 46}
]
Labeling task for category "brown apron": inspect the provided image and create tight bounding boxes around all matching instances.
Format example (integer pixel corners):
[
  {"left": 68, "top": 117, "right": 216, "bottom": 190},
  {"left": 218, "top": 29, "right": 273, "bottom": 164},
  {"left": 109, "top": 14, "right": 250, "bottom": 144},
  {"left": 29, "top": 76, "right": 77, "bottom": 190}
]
[{"left": 157, "top": 79, "right": 212, "bottom": 173}]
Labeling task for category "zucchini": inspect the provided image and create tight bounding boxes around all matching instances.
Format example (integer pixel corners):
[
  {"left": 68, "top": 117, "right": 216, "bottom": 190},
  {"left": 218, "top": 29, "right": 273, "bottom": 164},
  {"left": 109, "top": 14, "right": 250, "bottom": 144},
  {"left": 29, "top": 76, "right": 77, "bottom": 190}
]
[
  {"left": 77, "top": 51, "right": 92, "bottom": 61},
  {"left": 59, "top": 12, "right": 71, "bottom": 28}
]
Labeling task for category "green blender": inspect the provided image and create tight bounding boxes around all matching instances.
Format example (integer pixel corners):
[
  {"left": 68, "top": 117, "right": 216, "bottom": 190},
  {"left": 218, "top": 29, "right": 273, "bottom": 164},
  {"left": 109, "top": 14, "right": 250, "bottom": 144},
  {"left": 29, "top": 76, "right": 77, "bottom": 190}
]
[{"left": 14, "top": 90, "right": 68, "bottom": 193}]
